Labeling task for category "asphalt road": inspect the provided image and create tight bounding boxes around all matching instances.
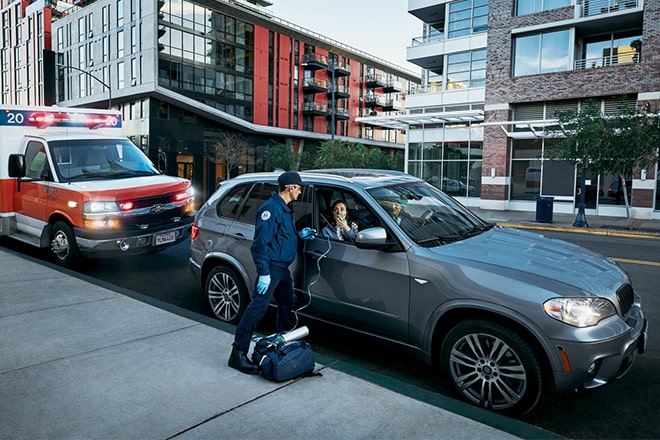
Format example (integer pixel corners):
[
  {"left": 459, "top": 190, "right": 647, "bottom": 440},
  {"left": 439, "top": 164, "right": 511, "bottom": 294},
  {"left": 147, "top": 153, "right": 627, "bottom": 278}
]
[{"left": 3, "top": 230, "right": 658, "bottom": 439}]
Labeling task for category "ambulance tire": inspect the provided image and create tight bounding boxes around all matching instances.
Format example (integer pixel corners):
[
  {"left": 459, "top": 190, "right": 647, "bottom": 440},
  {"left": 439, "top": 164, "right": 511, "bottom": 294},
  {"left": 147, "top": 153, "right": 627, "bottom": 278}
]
[{"left": 50, "top": 221, "right": 80, "bottom": 267}]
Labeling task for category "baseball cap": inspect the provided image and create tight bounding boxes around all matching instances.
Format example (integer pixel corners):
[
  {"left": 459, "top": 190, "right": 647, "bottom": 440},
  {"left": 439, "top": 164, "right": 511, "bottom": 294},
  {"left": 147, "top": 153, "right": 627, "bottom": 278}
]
[{"left": 278, "top": 171, "right": 304, "bottom": 186}]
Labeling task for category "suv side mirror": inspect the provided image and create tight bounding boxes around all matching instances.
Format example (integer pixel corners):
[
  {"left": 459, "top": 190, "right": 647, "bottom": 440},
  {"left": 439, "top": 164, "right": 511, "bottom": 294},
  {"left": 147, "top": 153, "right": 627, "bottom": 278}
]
[{"left": 355, "top": 227, "right": 391, "bottom": 249}]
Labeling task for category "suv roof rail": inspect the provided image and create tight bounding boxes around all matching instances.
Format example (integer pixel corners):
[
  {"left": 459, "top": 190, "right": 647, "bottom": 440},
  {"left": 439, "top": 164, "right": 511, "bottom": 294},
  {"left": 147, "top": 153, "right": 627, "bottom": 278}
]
[{"left": 304, "top": 169, "right": 409, "bottom": 179}]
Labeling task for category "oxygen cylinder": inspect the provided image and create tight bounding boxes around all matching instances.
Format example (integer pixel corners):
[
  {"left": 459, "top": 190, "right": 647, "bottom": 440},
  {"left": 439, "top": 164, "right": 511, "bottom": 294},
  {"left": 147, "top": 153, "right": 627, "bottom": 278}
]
[{"left": 270, "top": 326, "right": 310, "bottom": 345}]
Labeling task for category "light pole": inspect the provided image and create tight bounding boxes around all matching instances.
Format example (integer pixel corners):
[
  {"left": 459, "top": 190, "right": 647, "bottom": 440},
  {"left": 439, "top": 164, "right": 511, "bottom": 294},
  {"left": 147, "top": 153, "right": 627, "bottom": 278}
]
[
  {"left": 573, "top": 142, "right": 589, "bottom": 227},
  {"left": 57, "top": 63, "right": 112, "bottom": 110}
]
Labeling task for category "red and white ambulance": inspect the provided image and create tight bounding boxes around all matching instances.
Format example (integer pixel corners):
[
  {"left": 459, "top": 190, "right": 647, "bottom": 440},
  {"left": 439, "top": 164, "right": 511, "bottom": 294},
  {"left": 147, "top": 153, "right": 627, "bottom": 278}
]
[{"left": 0, "top": 105, "right": 194, "bottom": 266}]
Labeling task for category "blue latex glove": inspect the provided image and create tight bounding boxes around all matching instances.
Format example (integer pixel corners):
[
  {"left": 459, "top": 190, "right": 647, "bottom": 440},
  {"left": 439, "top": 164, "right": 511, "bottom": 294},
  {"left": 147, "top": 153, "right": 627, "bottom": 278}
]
[
  {"left": 257, "top": 275, "right": 271, "bottom": 295},
  {"left": 298, "top": 227, "right": 316, "bottom": 240}
]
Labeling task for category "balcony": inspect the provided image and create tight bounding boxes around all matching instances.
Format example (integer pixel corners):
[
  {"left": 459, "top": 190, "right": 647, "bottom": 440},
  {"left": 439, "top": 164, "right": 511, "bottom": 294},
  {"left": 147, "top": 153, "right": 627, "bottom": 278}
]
[
  {"left": 364, "top": 73, "right": 387, "bottom": 89},
  {"left": 574, "top": 48, "right": 640, "bottom": 69},
  {"left": 329, "top": 107, "right": 350, "bottom": 120},
  {"left": 328, "top": 83, "right": 350, "bottom": 99},
  {"left": 383, "top": 79, "right": 403, "bottom": 93},
  {"left": 302, "top": 78, "right": 329, "bottom": 94},
  {"left": 329, "top": 61, "right": 350, "bottom": 77},
  {"left": 302, "top": 101, "right": 328, "bottom": 116},
  {"left": 579, "top": 0, "right": 640, "bottom": 17},
  {"left": 302, "top": 53, "right": 329, "bottom": 70},
  {"left": 408, "top": 0, "right": 445, "bottom": 23},
  {"left": 364, "top": 95, "right": 387, "bottom": 108}
]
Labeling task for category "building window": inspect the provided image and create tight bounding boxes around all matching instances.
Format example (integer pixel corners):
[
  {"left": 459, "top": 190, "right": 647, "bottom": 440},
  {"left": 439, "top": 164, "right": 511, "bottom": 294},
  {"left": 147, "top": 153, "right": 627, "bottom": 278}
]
[
  {"left": 516, "top": 0, "right": 571, "bottom": 16},
  {"left": 102, "top": 5, "right": 110, "bottom": 33},
  {"left": 446, "top": 49, "right": 486, "bottom": 89},
  {"left": 513, "top": 29, "right": 570, "bottom": 76},
  {"left": 117, "top": 29, "right": 124, "bottom": 58},
  {"left": 117, "top": 61, "right": 124, "bottom": 88},
  {"left": 447, "top": 0, "right": 488, "bottom": 39},
  {"left": 410, "top": 137, "right": 482, "bottom": 198},
  {"left": 578, "top": 33, "right": 642, "bottom": 69},
  {"left": 117, "top": 0, "right": 124, "bottom": 27},
  {"left": 102, "top": 36, "right": 109, "bottom": 62}
]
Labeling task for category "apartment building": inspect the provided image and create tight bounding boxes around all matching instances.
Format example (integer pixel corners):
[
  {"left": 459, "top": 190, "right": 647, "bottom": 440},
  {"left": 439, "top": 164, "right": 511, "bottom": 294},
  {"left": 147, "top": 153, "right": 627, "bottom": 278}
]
[
  {"left": 361, "top": 0, "right": 659, "bottom": 219},
  {"left": 0, "top": 0, "right": 58, "bottom": 105},
  {"left": 4, "top": 0, "right": 418, "bottom": 202}
]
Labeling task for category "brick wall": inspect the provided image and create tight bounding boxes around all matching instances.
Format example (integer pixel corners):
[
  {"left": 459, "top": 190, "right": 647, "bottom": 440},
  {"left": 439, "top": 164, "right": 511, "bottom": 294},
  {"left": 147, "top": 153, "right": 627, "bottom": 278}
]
[{"left": 482, "top": 0, "right": 660, "bottom": 205}]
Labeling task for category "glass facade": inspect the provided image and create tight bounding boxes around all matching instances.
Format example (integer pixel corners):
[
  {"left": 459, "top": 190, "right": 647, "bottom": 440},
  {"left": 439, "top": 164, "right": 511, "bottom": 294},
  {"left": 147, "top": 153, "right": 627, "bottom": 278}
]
[
  {"left": 409, "top": 131, "right": 483, "bottom": 198},
  {"left": 157, "top": 0, "right": 255, "bottom": 121},
  {"left": 447, "top": 0, "right": 488, "bottom": 39},
  {"left": 446, "top": 49, "right": 486, "bottom": 89}
]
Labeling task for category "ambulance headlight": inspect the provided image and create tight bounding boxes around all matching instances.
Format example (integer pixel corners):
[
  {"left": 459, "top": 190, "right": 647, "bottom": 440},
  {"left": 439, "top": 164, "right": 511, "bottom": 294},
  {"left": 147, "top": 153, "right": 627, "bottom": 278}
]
[
  {"left": 84, "top": 201, "right": 119, "bottom": 214},
  {"left": 83, "top": 201, "right": 120, "bottom": 229}
]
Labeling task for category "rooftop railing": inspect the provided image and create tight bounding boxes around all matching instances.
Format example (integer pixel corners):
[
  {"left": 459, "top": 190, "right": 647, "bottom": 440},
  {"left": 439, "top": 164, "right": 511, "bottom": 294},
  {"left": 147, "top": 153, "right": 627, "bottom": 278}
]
[{"left": 579, "top": 0, "right": 639, "bottom": 17}]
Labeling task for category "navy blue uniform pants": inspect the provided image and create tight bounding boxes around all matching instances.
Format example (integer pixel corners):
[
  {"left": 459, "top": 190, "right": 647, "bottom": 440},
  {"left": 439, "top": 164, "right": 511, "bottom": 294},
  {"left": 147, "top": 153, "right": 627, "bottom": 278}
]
[{"left": 233, "top": 265, "right": 294, "bottom": 354}]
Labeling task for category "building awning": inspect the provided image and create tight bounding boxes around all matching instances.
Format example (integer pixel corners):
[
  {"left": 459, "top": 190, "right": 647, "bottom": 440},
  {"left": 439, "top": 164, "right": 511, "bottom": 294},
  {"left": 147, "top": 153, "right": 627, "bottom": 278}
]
[
  {"left": 356, "top": 109, "right": 484, "bottom": 131},
  {"left": 481, "top": 118, "right": 564, "bottom": 139}
]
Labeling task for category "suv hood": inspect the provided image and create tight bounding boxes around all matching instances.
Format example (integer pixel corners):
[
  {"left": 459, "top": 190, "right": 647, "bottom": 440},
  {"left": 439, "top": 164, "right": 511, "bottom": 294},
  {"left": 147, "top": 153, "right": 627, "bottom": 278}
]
[{"left": 432, "top": 226, "right": 628, "bottom": 296}]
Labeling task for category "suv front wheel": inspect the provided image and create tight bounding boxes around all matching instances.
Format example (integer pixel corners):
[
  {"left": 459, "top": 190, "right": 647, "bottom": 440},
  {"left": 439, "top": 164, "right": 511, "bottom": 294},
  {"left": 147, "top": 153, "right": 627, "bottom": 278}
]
[
  {"left": 441, "top": 319, "right": 544, "bottom": 416},
  {"left": 205, "top": 266, "right": 249, "bottom": 324}
]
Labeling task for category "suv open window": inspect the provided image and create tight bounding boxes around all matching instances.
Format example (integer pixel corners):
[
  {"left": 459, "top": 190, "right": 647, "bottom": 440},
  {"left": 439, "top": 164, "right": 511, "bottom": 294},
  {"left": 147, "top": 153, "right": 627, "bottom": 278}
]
[{"left": 237, "top": 183, "right": 278, "bottom": 224}]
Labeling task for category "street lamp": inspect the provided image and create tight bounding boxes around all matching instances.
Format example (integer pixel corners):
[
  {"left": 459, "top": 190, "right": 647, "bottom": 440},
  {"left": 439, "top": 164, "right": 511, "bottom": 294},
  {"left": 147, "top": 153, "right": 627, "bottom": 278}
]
[
  {"left": 573, "top": 143, "right": 589, "bottom": 228},
  {"left": 57, "top": 63, "right": 112, "bottom": 110}
]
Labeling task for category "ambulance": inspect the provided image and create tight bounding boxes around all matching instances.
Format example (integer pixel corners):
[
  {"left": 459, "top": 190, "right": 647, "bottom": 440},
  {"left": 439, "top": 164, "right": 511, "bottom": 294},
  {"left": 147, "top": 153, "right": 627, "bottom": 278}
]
[{"left": 0, "top": 105, "right": 195, "bottom": 266}]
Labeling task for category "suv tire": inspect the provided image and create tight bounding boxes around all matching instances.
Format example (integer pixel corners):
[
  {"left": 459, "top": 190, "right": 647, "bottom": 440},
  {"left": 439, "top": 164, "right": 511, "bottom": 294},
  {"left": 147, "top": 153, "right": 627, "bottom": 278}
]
[
  {"left": 441, "top": 319, "right": 544, "bottom": 416},
  {"left": 205, "top": 266, "right": 249, "bottom": 324}
]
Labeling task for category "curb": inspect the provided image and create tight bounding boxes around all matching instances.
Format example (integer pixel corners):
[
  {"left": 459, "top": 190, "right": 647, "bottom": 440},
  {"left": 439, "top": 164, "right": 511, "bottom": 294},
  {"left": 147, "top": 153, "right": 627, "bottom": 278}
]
[{"left": 495, "top": 222, "right": 660, "bottom": 239}]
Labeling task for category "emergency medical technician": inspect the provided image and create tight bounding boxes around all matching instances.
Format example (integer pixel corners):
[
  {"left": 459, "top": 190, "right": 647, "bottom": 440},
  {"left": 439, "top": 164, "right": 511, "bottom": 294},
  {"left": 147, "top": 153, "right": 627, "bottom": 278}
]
[{"left": 228, "top": 171, "right": 315, "bottom": 374}]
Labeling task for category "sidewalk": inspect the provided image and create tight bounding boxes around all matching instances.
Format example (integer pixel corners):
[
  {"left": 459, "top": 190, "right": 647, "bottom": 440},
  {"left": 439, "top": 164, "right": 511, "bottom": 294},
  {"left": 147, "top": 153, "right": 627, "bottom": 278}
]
[
  {"left": 471, "top": 208, "right": 660, "bottom": 239},
  {"left": 0, "top": 247, "right": 558, "bottom": 440}
]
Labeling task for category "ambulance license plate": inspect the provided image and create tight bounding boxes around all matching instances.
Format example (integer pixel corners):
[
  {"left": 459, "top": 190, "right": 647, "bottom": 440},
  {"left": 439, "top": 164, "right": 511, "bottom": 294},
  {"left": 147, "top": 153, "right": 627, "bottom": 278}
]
[{"left": 155, "top": 231, "right": 176, "bottom": 245}]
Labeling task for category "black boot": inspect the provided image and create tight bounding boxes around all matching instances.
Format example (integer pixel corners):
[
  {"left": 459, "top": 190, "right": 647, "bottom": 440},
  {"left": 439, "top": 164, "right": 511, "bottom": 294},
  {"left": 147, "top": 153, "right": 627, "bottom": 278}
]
[{"left": 228, "top": 346, "right": 258, "bottom": 374}]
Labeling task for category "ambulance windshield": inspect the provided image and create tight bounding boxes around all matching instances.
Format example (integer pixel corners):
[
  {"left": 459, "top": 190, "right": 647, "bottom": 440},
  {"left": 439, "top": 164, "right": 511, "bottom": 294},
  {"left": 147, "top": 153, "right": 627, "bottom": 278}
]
[{"left": 51, "top": 139, "right": 160, "bottom": 182}]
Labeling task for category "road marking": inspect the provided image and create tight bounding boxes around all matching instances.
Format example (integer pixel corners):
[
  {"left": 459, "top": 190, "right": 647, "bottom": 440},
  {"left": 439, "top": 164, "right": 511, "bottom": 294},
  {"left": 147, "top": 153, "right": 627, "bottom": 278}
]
[{"left": 611, "top": 257, "right": 660, "bottom": 267}]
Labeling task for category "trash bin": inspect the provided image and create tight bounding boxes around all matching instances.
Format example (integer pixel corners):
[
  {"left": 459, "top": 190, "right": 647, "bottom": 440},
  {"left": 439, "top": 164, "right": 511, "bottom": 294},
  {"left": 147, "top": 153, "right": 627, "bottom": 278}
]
[{"left": 535, "top": 196, "right": 554, "bottom": 223}]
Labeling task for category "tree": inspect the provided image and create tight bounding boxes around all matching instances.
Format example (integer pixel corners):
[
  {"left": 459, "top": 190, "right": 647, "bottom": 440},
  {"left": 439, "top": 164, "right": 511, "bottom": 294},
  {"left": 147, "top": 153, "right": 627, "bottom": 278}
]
[
  {"left": 313, "top": 139, "right": 403, "bottom": 170},
  {"left": 205, "top": 132, "right": 250, "bottom": 178},
  {"left": 549, "top": 99, "right": 660, "bottom": 224},
  {"left": 266, "top": 142, "right": 297, "bottom": 171}
]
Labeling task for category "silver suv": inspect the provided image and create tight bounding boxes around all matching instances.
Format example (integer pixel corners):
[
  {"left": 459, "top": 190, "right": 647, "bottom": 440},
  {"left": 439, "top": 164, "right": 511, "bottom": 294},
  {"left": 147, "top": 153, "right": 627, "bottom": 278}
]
[{"left": 189, "top": 169, "right": 647, "bottom": 416}]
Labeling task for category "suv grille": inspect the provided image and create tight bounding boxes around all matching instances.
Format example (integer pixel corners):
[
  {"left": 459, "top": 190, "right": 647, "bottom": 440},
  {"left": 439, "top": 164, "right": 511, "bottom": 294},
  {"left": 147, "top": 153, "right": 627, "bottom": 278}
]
[{"left": 616, "top": 283, "right": 634, "bottom": 316}]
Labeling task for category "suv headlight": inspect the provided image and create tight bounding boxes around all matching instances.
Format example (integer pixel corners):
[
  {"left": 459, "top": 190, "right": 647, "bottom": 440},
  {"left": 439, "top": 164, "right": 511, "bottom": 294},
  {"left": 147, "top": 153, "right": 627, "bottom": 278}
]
[{"left": 543, "top": 297, "right": 616, "bottom": 327}]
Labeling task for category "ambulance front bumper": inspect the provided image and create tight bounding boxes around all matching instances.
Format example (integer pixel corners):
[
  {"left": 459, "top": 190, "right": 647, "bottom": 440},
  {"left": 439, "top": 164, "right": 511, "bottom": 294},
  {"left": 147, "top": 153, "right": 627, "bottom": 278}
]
[{"left": 74, "top": 220, "right": 192, "bottom": 257}]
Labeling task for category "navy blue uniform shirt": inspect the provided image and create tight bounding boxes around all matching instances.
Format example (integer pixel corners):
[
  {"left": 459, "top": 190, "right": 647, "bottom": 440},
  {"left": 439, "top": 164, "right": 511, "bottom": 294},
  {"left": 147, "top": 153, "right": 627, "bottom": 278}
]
[{"left": 250, "top": 191, "right": 297, "bottom": 276}]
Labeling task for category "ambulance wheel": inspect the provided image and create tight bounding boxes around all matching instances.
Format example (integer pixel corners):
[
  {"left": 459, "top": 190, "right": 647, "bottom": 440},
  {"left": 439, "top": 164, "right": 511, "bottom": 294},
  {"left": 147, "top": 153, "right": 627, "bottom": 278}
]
[
  {"left": 205, "top": 265, "right": 248, "bottom": 324},
  {"left": 50, "top": 221, "right": 80, "bottom": 267}
]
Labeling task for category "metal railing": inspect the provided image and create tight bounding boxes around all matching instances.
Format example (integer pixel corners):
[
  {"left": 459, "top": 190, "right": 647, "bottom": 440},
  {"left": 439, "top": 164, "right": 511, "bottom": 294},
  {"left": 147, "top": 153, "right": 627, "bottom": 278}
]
[
  {"left": 574, "top": 49, "right": 640, "bottom": 69},
  {"left": 579, "top": 0, "right": 639, "bottom": 17}
]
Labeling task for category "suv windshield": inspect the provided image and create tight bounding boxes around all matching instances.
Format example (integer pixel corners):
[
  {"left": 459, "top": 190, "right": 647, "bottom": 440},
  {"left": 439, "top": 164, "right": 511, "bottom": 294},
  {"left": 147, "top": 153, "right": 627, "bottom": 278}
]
[
  {"left": 51, "top": 139, "right": 160, "bottom": 182},
  {"left": 367, "top": 182, "right": 492, "bottom": 247}
]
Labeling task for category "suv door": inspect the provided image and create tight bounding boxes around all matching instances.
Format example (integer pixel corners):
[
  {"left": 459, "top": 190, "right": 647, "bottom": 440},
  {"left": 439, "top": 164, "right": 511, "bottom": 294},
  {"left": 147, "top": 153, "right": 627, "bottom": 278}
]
[{"left": 301, "top": 185, "right": 410, "bottom": 341}]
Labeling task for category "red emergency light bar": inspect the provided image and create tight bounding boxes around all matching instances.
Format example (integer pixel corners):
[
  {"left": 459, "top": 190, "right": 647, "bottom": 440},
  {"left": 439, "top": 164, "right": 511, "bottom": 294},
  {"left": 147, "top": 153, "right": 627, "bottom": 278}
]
[{"left": 0, "top": 109, "right": 122, "bottom": 129}]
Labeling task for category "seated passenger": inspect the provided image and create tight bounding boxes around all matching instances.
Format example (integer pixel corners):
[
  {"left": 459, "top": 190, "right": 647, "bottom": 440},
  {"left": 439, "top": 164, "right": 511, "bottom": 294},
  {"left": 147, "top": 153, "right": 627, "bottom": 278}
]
[{"left": 322, "top": 200, "right": 358, "bottom": 242}]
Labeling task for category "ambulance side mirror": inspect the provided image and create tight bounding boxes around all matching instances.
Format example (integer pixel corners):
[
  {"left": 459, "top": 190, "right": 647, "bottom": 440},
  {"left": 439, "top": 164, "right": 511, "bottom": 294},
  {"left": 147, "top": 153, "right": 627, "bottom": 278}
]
[
  {"left": 8, "top": 154, "right": 25, "bottom": 178},
  {"left": 8, "top": 154, "right": 25, "bottom": 192}
]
